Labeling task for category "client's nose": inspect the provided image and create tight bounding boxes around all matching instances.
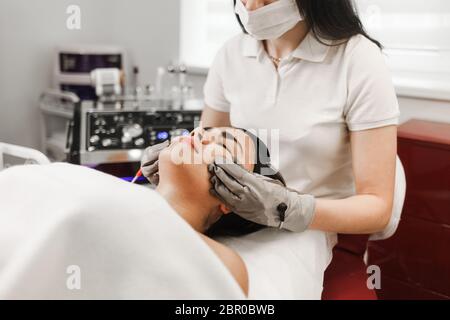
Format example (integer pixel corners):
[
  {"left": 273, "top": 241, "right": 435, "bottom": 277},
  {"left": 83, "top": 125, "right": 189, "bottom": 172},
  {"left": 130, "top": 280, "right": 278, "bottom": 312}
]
[
  {"left": 190, "top": 128, "right": 207, "bottom": 153},
  {"left": 194, "top": 127, "right": 212, "bottom": 145}
]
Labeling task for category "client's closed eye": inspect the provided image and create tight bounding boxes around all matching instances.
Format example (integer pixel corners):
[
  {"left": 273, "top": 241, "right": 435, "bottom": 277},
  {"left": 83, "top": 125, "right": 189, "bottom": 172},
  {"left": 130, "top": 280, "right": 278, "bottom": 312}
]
[
  {"left": 190, "top": 127, "right": 250, "bottom": 166},
  {"left": 222, "top": 131, "right": 243, "bottom": 153},
  {"left": 206, "top": 129, "right": 240, "bottom": 163},
  {"left": 202, "top": 143, "right": 234, "bottom": 164}
]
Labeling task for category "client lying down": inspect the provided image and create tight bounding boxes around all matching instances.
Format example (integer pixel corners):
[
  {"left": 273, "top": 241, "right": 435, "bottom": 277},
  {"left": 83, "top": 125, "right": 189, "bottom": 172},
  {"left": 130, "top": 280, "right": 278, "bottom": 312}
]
[
  {"left": 0, "top": 127, "right": 332, "bottom": 299},
  {"left": 155, "top": 127, "right": 286, "bottom": 296}
]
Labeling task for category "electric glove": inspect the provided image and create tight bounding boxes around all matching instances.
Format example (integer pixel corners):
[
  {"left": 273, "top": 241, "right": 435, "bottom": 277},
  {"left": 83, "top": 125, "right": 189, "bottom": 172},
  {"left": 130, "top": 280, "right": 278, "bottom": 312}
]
[
  {"left": 208, "top": 161, "right": 316, "bottom": 232},
  {"left": 140, "top": 140, "right": 170, "bottom": 185}
]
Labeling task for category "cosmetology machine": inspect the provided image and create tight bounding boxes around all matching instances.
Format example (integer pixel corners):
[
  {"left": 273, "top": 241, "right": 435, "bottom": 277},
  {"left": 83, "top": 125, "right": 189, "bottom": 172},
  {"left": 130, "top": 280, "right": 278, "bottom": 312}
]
[
  {"left": 41, "top": 44, "right": 201, "bottom": 174},
  {"left": 41, "top": 45, "right": 126, "bottom": 161},
  {"left": 67, "top": 100, "right": 201, "bottom": 183},
  {"left": 65, "top": 60, "right": 201, "bottom": 183}
]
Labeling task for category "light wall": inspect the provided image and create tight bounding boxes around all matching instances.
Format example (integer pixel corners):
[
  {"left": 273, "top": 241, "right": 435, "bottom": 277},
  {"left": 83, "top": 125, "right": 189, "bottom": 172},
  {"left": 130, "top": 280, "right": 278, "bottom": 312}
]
[
  {"left": 0, "top": 0, "right": 180, "bottom": 149},
  {"left": 398, "top": 97, "right": 450, "bottom": 124}
]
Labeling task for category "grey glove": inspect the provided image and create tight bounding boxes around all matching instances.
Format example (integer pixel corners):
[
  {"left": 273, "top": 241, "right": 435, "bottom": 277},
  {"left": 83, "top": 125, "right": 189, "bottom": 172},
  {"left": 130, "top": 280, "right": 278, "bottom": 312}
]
[
  {"left": 140, "top": 140, "right": 170, "bottom": 185},
  {"left": 208, "top": 161, "right": 316, "bottom": 232}
]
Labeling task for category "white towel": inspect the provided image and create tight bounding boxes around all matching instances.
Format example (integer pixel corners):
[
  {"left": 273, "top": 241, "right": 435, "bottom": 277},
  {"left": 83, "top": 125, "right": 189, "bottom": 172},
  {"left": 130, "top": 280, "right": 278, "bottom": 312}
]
[{"left": 0, "top": 163, "right": 245, "bottom": 299}]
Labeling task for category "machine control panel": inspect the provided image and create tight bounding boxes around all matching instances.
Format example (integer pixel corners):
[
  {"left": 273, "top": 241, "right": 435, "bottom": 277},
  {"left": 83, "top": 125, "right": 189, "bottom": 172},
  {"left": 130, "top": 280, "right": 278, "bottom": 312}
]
[{"left": 86, "top": 110, "right": 201, "bottom": 151}]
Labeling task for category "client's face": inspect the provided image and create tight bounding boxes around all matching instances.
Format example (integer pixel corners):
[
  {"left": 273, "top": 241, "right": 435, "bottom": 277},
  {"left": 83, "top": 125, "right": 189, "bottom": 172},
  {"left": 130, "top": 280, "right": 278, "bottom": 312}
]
[{"left": 157, "top": 127, "right": 256, "bottom": 228}]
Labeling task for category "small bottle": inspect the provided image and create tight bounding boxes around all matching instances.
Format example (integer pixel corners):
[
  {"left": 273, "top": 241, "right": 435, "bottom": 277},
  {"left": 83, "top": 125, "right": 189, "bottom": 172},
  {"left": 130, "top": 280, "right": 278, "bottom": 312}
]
[
  {"left": 154, "top": 66, "right": 166, "bottom": 100},
  {"left": 132, "top": 66, "right": 141, "bottom": 98}
]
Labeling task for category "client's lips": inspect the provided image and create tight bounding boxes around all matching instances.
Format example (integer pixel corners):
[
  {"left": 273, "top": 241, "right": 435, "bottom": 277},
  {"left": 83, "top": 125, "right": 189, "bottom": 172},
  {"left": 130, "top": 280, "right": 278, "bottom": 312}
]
[{"left": 180, "top": 136, "right": 198, "bottom": 153}]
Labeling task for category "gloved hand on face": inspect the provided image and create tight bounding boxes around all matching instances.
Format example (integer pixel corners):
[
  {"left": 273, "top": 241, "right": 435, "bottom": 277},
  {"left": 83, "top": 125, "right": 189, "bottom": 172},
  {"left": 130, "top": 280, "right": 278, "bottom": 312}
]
[
  {"left": 208, "top": 160, "right": 316, "bottom": 233},
  {"left": 140, "top": 140, "right": 170, "bottom": 185}
]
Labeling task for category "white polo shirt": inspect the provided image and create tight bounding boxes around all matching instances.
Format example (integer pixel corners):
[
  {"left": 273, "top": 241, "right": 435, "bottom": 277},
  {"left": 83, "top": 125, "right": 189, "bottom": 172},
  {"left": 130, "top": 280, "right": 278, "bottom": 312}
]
[{"left": 204, "top": 32, "right": 400, "bottom": 199}]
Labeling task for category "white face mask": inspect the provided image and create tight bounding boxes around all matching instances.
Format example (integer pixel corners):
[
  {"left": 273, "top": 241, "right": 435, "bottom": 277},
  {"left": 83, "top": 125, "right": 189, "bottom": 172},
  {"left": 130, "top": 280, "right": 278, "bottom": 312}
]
[{"left": 235, "top": 0, "right": 303, "bottom": 40}]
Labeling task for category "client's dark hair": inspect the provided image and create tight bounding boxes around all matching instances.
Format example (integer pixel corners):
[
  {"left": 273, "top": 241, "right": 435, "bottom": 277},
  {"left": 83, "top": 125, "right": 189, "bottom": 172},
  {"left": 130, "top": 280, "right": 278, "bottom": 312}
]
[{"left": 206, "top": 129, "right": 286, "bottom": 237}]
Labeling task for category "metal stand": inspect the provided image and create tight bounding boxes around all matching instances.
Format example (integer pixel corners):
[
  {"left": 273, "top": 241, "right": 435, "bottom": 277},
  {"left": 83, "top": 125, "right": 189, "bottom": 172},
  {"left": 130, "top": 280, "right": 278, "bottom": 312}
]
[{"left": 39, "top": 90, "right": 80, "bottom": 162}]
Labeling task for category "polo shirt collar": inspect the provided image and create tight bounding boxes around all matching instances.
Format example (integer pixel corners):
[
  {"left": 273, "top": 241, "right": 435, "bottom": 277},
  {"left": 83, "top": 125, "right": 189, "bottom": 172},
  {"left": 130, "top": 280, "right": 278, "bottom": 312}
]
[
  {"left": 242, "top": 31, "right": 331, "bottom": 63},
  {"left": 291, "top": 31, "right": 332, "bottom": 62},
  {"left": 242, "top": 34, "right": 264, "bottom": 61}
]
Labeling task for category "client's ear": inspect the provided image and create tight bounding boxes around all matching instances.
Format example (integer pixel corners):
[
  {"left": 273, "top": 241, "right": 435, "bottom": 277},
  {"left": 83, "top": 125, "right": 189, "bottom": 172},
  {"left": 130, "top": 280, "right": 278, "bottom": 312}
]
[{"left": 219, "top": 204, "right": 231, "bottom": 214}]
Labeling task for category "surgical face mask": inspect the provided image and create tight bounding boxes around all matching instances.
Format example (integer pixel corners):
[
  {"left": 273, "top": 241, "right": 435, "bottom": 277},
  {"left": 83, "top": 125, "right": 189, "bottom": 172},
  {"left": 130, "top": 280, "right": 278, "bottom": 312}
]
[{"left": 235, "top": 0, "right": 303, "bottom": 40}]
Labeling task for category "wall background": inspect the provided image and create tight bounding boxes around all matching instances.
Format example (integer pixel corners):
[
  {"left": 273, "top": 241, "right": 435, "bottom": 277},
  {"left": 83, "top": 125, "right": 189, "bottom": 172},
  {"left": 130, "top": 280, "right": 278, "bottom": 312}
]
[{"left": 0, "top": 0, "right": 180, "bottom": 149}]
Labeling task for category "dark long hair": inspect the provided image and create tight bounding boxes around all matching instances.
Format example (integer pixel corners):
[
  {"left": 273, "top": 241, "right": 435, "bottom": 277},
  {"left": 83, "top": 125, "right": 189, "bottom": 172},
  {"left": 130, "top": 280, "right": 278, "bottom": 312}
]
[
  {"left": 233, "top": 0, "right": 382, "bottom": 48},
  {"left": 207, "top": 129, "right": 286, "bottom": 237}
]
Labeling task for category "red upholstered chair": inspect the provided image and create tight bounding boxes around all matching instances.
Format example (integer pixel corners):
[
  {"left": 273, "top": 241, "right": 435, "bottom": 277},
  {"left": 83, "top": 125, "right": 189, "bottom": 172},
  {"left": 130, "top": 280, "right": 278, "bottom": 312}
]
[{"left": 322, "top": 157, "right": 406, "bottom": 300}]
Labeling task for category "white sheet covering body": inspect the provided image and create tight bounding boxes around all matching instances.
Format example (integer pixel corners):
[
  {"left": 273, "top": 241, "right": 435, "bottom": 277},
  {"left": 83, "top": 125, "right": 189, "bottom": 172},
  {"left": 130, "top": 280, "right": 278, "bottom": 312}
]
[
  {"left": 0, "top": 163, "right": 245, "bottom": 299},
  {"left": 219, "top": 229, "right": 334, "bottom": 300}
]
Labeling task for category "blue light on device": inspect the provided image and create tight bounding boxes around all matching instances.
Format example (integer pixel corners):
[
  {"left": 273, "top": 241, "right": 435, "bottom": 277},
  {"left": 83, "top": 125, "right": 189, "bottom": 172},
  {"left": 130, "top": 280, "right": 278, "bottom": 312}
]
[{"left": 157, "top": 131, "right": 169, "bottom": 140}]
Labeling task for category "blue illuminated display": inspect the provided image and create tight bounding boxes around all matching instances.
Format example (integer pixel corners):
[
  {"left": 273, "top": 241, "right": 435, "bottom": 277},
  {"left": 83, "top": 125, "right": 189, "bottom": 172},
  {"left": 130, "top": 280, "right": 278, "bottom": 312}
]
[
  {"left": 156, "top": 131, "right": 169, "bottom": 140},
  {"left": 181, "top": 130, "right": 190, "bottom": 136}
]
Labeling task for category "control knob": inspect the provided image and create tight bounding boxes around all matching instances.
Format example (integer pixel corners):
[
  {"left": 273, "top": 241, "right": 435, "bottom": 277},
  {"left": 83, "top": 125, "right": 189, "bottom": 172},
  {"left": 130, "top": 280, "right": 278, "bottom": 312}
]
[
  {"left": 122, "top": 123, "right": 143, "bottom": 139},
  {"left": 121, "top": 135, "right": 133, "bottom": 145},
  {"left": 135, "top": 138, "right": 145, "bottom": 147},
  {"left": 89, "top": 135, "right": 100, "bottom": 145},
  {"left": 102, "top": 138, "right": 113, "bottom": 147}
]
